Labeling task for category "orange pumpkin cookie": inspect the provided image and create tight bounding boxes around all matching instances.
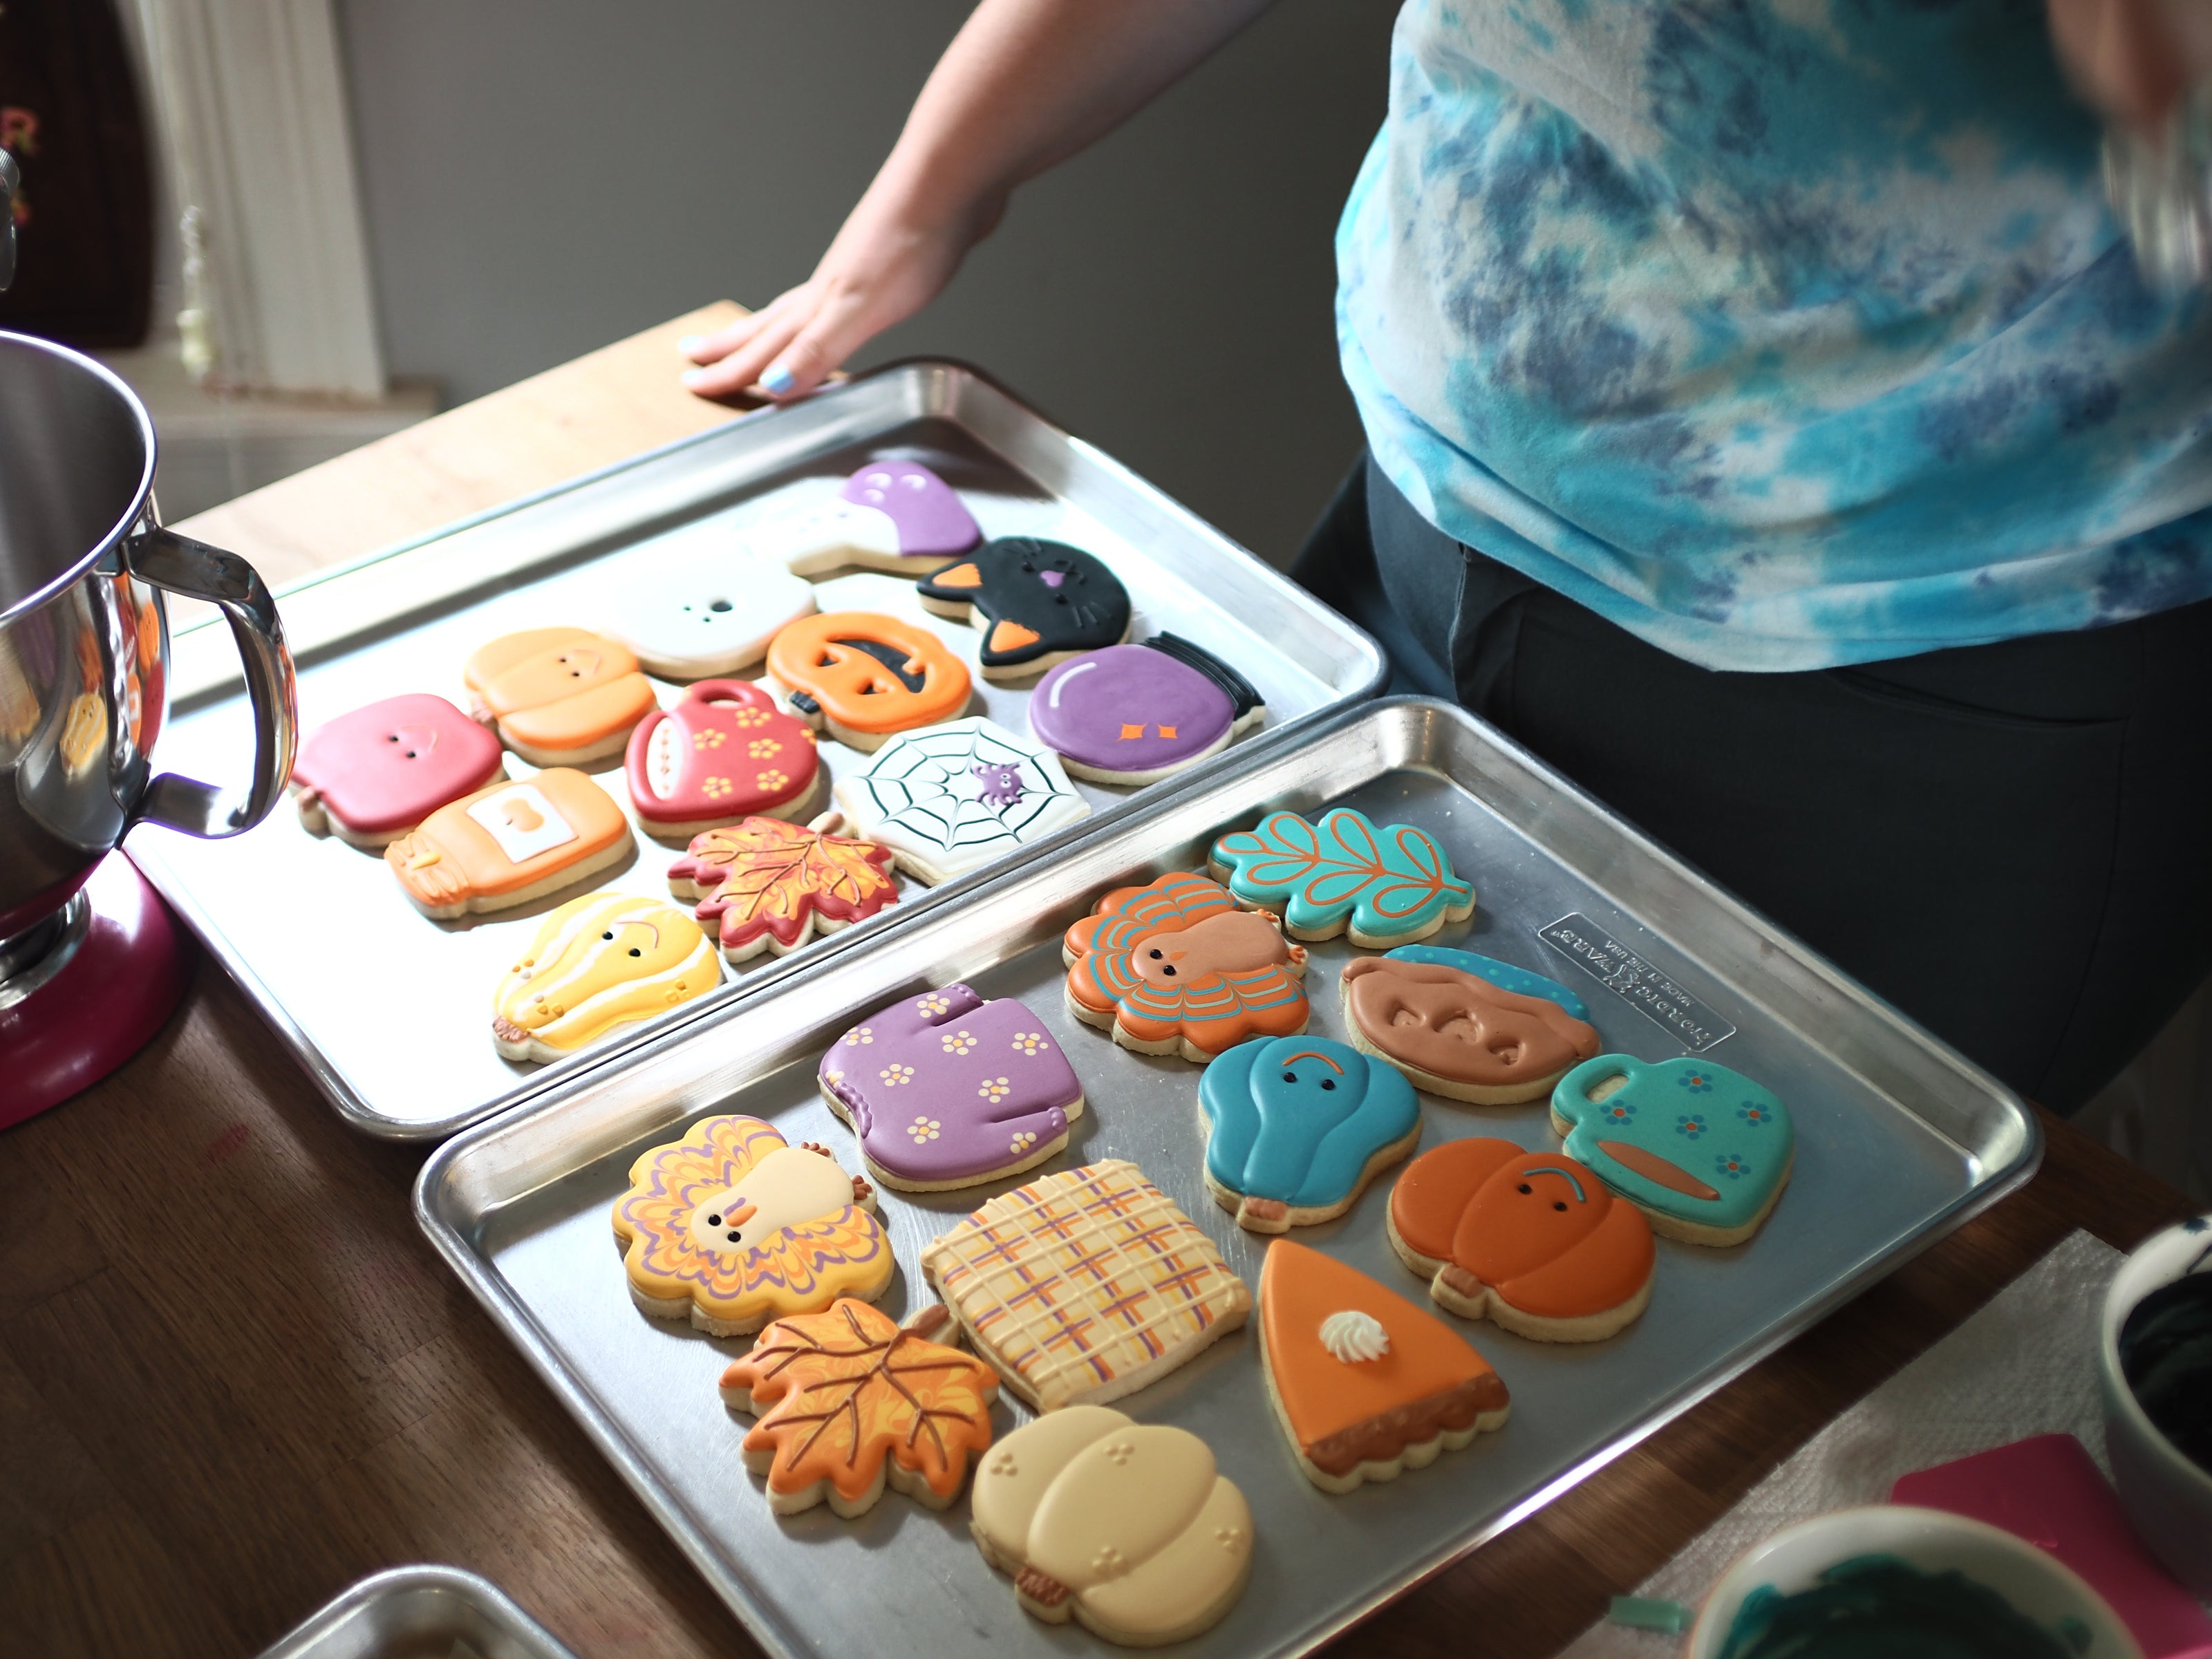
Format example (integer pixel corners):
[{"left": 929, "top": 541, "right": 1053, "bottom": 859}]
[
  {"left": 1259, "top": 1239, "right": 1509, "bottom": 1492},
  {"left": 1062, "top": 872, "right": 1310, "bottom": 1063},
  {"left": 1385, "top": 1137, "right": 1653, "bottom": 1343},
  {"left": 612, "top": 1116, "right": 892, "bottom": 1337},
  {"left": 462, "top": 626, "right": 658, "bottom": 767},
  {"left": 762, "top": 611, "right": 971, "bottom": 751},
  {"left": 384, "top": 769, "right": 632, "bottom": 919},
  {"left": 717, "top": 1301, "right": 997, "bottom": 1518}
]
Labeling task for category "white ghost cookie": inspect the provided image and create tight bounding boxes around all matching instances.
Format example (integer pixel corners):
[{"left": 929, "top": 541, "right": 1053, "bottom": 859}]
[{"left": 602, "top": 546, "right": 816, "bottom": 680}]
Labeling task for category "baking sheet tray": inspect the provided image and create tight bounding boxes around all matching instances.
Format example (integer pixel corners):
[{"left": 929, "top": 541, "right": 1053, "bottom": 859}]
[
  {"left": 128, "top": 361, "right": 1383, "bottom": 1141},
  {"left": 254, "top": 1566, "right": 579, "bottom": 1659},
  {"left": 414, "top": 696, "right": 2041, "bottom": 1659}
]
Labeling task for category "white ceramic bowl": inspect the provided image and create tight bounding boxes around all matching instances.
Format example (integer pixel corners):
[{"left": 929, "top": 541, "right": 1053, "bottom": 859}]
[
  {"left": 1686, "top": 1505, "right": 2144, "bottom": 1659},
  {"left": 2099, "top": 1215, "right": 2212, "bottom": 1599}
]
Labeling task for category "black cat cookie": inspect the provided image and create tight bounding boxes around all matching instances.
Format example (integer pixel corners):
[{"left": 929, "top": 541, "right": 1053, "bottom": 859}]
[{"left": 915, "top": 536, "right": 1132, "bottom": 680}]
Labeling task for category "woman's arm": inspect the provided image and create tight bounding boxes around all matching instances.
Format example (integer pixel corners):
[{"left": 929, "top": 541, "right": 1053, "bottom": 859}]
[
  {"left": 2049, "top": 0, "right": 2212, "bottom": 129},
  {"left": 682, "top": 0, "right": 1276, "bottom": 400}
]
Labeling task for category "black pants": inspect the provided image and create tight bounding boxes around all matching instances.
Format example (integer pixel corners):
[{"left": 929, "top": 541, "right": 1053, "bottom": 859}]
[{"left": 1293, "top": 457, "right": 2212, "bottom": 1112}]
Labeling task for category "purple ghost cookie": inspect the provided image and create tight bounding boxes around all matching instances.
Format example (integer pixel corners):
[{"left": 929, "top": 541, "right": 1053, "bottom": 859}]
[
  {"left": 769, "top": 459, "right": 982, "bottom": 574},
  {"left": 1029, "top": 635, "right": 1266, "bottom": 785},
  {"left": 818, "top": 984, "right": 1085, "bottom": 1190}
]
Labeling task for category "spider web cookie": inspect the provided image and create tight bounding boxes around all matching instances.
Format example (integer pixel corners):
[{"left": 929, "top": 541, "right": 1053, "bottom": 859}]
[
  {"left": 832, "top": 715, "right": 1090, "bottom": 885},
  {"left": 919, "top": 1159, "right": 1251, "bottom": 1412}
]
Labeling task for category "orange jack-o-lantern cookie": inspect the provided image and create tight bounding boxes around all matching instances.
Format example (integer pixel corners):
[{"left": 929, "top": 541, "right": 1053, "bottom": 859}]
[
  {"left": 462, "top": 626, "right": 659, "bottom": 767},
  {"left": 1385, "top": 1137, "right": 1653, "bottom": 1343},
  {"left": 762, "top": 611, "right": 971, "bottom": 751},
  {"left": 384, "top": 769, "right": 633, "bottom": 919}
]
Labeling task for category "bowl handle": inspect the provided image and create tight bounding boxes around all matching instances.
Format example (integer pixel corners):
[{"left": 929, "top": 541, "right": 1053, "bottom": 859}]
[{"left": 125, "top": 526, "right": 299, "bottom": 837}]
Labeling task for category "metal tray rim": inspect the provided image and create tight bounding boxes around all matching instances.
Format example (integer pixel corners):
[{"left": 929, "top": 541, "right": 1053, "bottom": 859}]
[
  {"left": 253, "top": 1563, "right": 579, "bottom": 1659},
  {"left": 413, "top": 693, "right": 2043, "bottom": 1659}
]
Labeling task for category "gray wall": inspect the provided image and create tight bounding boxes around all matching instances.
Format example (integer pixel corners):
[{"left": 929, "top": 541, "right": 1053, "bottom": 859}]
[{"left": 335, "top": 0, "right": 1394, "bottom": 565}]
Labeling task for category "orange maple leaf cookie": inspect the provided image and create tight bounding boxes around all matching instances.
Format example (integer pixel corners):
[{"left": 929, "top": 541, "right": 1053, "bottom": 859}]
[
  {"left": 1062, "top": 872, "right": 1309, "bottom": 1063},
  {"left": 666, "top": 814, "right": 899, "bottom": 964},
  {"left": 462, "top": 626, "right": 658, "bottom": 767},
  {"left": 1385, "top": 1137, "right": 1654, "bottom": 1343},
  {"left": 718, "top": 1301, "right": 998, "bottom": 1518},
  {"left": 1258, "top": 1239, "right": 1508, "bottom": 1493},
  {"left": 612, "top": 1116, "right": 892, "bottom": 1337}
]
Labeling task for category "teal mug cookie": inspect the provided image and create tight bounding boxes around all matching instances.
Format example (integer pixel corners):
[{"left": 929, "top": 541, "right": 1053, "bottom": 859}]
[{"left": 1550, "top": 1055, "right": 1792, "bottom": 1247}]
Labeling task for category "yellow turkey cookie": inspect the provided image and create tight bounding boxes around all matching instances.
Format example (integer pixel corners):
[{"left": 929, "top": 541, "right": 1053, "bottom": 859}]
[
  {"left": 491, "top": 891, "right": 722, "bottom": 1065},
  {"left": 612, "top": 1116, "right": 892, "bottom": 1337}
]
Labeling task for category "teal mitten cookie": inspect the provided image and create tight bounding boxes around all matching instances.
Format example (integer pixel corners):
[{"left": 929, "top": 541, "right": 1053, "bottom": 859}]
[
  {"left": 1206, "top": 808, "right": 1475, "bottom": 946},
  {"left": 1550, "top": 1054, "right": 1792, "bottom": 1247},
  {"left": 1199, "top": 1035, "right": 1423, "bottom": 1232}
]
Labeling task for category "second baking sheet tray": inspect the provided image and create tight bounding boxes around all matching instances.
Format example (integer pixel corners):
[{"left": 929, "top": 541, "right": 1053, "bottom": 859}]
[
  {"left": 415, "top": 696, "right": 2039, "bottom": 1659},
  {"left": 254, "top": 1565, "right": 578, "bottom": 1659},
  {"left": 129, "top": 361, "right": 1382, "bottom": 1140}
]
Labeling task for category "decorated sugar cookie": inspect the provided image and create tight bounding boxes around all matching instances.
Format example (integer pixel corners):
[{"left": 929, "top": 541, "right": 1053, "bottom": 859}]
[
  {"left": 1550, "top": 1054, "right": 1794, "bottom": 1246},
  {"left": 490, "top": 891, "right": 721, "bottom": 1064},
  {"left": 624, "top": 679, "right": 820, "bottom": 841},
  {"left": 1210, "top": 808, "right": 1477, "bottom": 947},
  {"left": 832, "top": 715, "right": 1089, "bottom": 884},
  {"left": 601, "top": 546, "right": 815, "bottom": 679},
  {"left": 971, "top": 1406, "right": 1254, "bottom": 1647},
  {"left": 819, "top": 984, "right": 1085, "bottom": 1191},
  {"left": 1259, "top": 1239, "right": 1510, "bottom": 1493},
  {"left": 759, "top": 460, "right": 982, "bottom": 576},
  {"left": 1063, "top": 872, "right": 1309, "bottom": 1062},
  {"left": 1029, "top": 635, "right": 1266, "bottom": 785},
  {"left": 290, "top": 693, "right": 505, "bottom": 846},
  {"left": 1198, "top": 1035, "right": 1422, "bottom": 1232},
  {"left": 462, "top": 626, "right": 658, "bottom": 767},
  {"left": 762, "top": 610, "right": 971, "bottom": 750},
  {"left": 1342, "top": 949, "right": 1601, "bottom": 1105},
  {"left": 718, "top": 1301, "right": 998, "bottom": 1519},
  {"left": 612, "top": 1115, "right": 892, "bottom": 1337},
  {"left": 384, "top": 769, "right": 632, "bottom": 919},
  {"left": 1385, "top": 1137, "right": 1653, "bottom": 1342},
  {"left": 915, "top": 536, "right": 1131, "bottom": 679},
  {"left": 666, "top": 814, "right": 899, "bottom": 964},
  {"left": 920, "top": 1159, "right": 1250, "bottom": 1412}
]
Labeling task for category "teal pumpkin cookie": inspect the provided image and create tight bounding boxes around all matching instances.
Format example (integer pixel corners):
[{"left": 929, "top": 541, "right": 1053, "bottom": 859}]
[
  {"left": 1199, "top": 1035, "right": 1423, "bottom": 1232},
  {"left": 1549, "top": 1054, "right": 1792, "bottom": 1246},
  {"left": 1206, "top": 808, "right": 1476, "bottom": 946}
]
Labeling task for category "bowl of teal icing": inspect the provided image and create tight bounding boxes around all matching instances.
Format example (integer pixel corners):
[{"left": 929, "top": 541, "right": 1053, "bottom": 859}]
[
  {"left": 1686, "top": 1506, "right": 2144, "bottom": 1659},
  {"left": 2100, "top": 1214, "right": 2212, "bottom": 1600}
]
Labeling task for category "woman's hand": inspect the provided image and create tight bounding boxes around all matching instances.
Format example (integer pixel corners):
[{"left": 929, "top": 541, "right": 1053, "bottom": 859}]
[
  {"left": 2050, "top": 0, "right": 2212, "bottom": 129},
  {"left": 680, "top": 0, "right": 1277, "bottom": 403}
]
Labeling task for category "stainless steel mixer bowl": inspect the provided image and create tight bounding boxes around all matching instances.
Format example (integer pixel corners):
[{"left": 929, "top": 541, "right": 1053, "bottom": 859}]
[{"left": 0, "top": 330, "right": 296, "bottom": 944}]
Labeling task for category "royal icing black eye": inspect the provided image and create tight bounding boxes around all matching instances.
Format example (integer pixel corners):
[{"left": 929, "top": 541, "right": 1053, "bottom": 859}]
[
  {"left": 1553, "top": 1201, "right": 1568, "bottom": 1212},
  {"left": 1282, "top": 1071, "right": 1297, "bottom": 1083},
  {"left": 602, "top": 930, "right": 615, "bottom": 940},
  {"left": 706, "top": 1212, "right": 721, "bottom": 1225},
  {"left": 726, "top": 1229, "right": 741, "bottom": 1242},
  {"left": 1517, "top": 1183, "right": 1533, "bottom": 1194},
  {"left": 1320, "top": 1078, "right": 1335, "bottom": 1090},
  {"left": 1149, "top": 948, "right": 1163, "bottom": 959},
  {"left": 1161, "top": 964, "right": 1177, "bottom": 976},
  {"left": 628, "top": 947, "right": 641, "bottom": 957}
]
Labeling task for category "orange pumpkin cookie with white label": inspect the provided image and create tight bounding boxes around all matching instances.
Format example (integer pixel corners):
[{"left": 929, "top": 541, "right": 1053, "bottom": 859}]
[
  {"left": 462, "top": 626, "right": 658, "bottom": 767},
  {"left": 384, "top": 769, "right": 632, "bottom": 919},
  {"left": 762, "top": 611, "right": 971, "bottom": 751},
  {"left": 1385, "top": 1136, "right": 1654, "bottom": 1343},
  {"left": 1259, "top": 1239, "right": 1509, "bottom": 1492}
]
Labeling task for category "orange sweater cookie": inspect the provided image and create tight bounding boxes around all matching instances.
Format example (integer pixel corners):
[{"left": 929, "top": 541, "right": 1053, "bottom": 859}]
[
  {"left": 763, "top": 611, "right": 971, "bottom": 750},
  {"left": 463, "top": 626, "right": 658, "bottom": 766},
  {"left": 1259, "top": 1239, "right": 1509, "bottom": 1492},
  {"left": 1386, "top": 1137, "right": 1653, "bottom": 1343},
  {"left": 384, "top": 769, "right": 632, "bottom": 919}
]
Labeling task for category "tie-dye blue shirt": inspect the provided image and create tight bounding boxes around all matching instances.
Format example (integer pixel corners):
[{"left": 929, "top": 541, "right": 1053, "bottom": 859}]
[{"left": 1336, "top": 0, "right": 2212, "bottom": 671}]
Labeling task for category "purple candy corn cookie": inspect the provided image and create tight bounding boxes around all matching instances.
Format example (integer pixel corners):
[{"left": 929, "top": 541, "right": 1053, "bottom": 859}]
[
  {"left": 1029, "top": 635, "right": 1267, "bottom": 786},
  {"left": 767, "top": 459, "right": 982, "bottom": 577},
  {"left": 818, "top": 984, "right": 1086, "bottom": 1191}
]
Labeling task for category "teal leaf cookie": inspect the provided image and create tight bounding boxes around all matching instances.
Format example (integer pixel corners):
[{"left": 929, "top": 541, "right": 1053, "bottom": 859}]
[
  {"left": 1199, "top": 1035, "right": 1422, "bottom": 1232},
  {"left": 1550, "top": 1054, "right": 1792, "bottom": 1247},
  {"left": 1207, "top": 808, "right": 1475, "bottom": 945}
]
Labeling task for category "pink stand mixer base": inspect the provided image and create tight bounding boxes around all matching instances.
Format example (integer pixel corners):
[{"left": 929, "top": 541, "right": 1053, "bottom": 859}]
[{"left": 0, "top": 852, "right": 191, "bottom": 1131}]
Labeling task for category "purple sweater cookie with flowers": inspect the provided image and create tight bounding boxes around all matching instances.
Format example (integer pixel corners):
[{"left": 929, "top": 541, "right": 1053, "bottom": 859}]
[{"left": 818, "top": 984, "right": 1085, "bottom": 1189}]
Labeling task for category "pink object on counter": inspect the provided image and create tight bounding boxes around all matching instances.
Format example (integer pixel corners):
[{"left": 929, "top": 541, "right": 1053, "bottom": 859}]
[{"left": 1891, "top": 1433, "right": 2212, "bottom": 1659}]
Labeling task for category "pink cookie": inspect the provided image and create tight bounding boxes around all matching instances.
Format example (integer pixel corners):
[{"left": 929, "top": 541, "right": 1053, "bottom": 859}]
[{"left": 290, "top": 693, "right": 505, "bottom": 847}]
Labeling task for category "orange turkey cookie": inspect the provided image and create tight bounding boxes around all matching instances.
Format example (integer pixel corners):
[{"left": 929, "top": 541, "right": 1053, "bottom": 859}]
[
  {"left": 718, "top": 1301, "right": 998, "bottom": 1519},
  {"left": 1385, "top": 1137, "right": 1654, "bottom": 1343},
  {"left": 384, "top": 769, "right": 632, "bottom": 919},
  {"left": 762, "top": 610, "right": 971, "bottom": 751},
  {"left": 462, "top": 626, "right": 658, "bottom": 767},
  {"left": 612, "top": 1115, "right": 892, "bottom": 1337},
  {"left": 1062, "top": 872, "right": 1309, "bottom": 1063},
  {"left": 1259, "top": 1239, "right": 1509, "bottom": 1492}
]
